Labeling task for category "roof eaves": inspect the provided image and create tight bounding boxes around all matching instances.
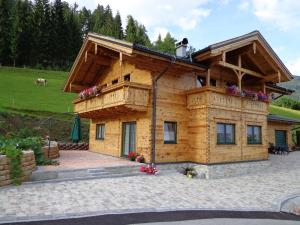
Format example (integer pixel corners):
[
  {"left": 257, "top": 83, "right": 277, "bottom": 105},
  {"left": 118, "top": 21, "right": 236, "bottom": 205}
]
[{"left": 132, "top": 43, "right": 208, "bottom": 69}]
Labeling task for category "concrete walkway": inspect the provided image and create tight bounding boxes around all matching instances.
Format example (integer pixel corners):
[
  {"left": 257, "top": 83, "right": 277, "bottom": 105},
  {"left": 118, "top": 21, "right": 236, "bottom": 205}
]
[
  {"left": 0, "top": 152, "right": 300, "bottom": 223},
  {"left": 41, "top": 150, "right": 138, "bottom": 171}
]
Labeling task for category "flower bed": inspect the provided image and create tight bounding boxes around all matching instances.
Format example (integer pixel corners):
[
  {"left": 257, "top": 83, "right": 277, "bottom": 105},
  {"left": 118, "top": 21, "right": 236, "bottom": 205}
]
[{"left": 0, "top": 151, "right": 36, "bottom": 187}]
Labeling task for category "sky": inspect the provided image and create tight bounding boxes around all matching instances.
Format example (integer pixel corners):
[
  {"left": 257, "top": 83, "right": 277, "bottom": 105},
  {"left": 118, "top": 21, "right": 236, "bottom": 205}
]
[{"left": 64, "top": 0, "right": 300, "bottom": 75}]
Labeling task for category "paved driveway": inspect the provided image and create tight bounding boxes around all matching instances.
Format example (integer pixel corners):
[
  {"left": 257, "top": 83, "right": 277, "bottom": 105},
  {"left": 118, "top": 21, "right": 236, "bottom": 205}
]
[{"left": 0, "top": 152, "right": 300, "bottom": 223}]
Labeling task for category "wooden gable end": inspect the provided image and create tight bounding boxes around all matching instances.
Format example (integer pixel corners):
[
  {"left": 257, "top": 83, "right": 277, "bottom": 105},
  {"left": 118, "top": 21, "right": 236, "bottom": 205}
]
[{"left": 193, "top": 32, "right": 293, "bottom": 84}]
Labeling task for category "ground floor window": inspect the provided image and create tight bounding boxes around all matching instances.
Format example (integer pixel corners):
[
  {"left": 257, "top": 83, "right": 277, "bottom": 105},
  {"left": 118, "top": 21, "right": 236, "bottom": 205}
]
[
  {"left": 217, "top": 123, "right": 235, "bottom": 144},
  {"left": 164, "top": 121, "right": 177, "bottom": 144},
  {"left": 96, "top": 124, "right": 105, "bottom": 140},
  {"left": 247, "top": 125, "right": 262, "bottom": 144}
]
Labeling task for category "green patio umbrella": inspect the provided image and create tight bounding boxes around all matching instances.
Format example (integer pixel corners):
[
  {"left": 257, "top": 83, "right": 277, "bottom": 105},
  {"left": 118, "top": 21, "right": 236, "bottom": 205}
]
[{"left": 71, "top": 114, "right": 82, "bottom": 143}]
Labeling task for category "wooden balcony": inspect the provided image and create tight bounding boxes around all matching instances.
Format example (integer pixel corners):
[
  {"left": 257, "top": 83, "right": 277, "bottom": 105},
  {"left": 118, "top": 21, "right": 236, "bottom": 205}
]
[
  {"left": 186, "top": 86, "right": 268, "bottom": 114},
  {"left": 73, "top": 82, "right": 150, "bottom": 118}
]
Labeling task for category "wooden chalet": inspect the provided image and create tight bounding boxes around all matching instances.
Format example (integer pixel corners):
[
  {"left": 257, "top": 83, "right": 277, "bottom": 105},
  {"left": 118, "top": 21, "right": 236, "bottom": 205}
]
[{"left": 64, "top": 30, "right": 296, "bottom": 164}]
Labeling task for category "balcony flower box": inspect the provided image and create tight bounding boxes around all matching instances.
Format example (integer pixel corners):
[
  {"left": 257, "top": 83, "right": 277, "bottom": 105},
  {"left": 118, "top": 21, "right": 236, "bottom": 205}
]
[{"left": 79, "top": 86, "right": 99, "bottom": 99}]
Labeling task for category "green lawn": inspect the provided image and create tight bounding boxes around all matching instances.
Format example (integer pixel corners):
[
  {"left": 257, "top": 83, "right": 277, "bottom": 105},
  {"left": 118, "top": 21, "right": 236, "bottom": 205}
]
[
  {"left": 269, "top": 105, "right": 300, "bottom": 120},
  {"left": 0, "top": 67, "right": 75, "bottom": 114}
]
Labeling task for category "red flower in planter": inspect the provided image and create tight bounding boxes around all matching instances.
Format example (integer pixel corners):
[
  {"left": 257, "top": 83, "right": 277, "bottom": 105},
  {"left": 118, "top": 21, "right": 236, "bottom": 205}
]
[{"left": 128, "top": 152, "right": 137, "bottom": 161}]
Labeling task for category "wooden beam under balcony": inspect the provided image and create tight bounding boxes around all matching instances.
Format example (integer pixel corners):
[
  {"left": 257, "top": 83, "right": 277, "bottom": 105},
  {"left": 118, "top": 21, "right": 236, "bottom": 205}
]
[{"left": 218, "top": 61, "right": 263, "bottom": 78}]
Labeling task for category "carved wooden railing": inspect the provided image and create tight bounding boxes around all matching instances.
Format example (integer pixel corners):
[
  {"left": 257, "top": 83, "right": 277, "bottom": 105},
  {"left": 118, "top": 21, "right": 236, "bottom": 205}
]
[
  {"left": 73, "top": 81, "right": 150, "bottom": 114},
  {"left": 186, "top": 86, "right": 268, "bottom": 114}
]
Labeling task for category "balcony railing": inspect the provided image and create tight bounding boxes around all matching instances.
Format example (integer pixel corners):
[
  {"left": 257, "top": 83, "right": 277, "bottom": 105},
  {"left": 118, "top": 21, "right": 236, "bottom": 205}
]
[
  {"left": 186, "top": 86, "right": 268, "bottom": 114},
  {"left": 73, "top": 81, "right": 150, "bottom": 117}
]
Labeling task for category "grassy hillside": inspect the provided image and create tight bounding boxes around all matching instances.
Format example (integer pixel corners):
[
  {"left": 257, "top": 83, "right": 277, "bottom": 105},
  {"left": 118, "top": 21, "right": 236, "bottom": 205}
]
[
  {"left": 269, "top": 105, "right": 300, "bottom": 120},
  {"left": 279, "top": 75, "right": 300, "bottom": 101},
  {"left": 0, "top": 67, "right": 89, "bottom": 141},
  {"left": 0, "top": 67, "right": 75, "bottom": 114}
]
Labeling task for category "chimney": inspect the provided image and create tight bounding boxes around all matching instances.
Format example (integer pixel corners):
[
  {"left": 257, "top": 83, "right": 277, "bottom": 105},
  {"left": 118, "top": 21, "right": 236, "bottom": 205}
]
[{"left": 175, "top": 38, "right": 188, "bottom": 57}]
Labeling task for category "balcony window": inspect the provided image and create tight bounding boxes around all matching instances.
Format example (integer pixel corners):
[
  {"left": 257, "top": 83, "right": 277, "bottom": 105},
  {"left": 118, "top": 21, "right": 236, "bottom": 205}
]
[
  {"left": 247, "top": 125, "right": 262, "bottom": 144},
  {"left": 96, "top": 124, "right": 105, "bottom": 140},
  {"left": 196, "top": 76, "right": 206, "bottom": 87},
  {"left": 164, "top": 121, "right": 177, "bottom": 144},
  {"left": 112, "top": 79, "right": 118, "bottom": 85},
  {"left": 124, "top": 74, "right": 130, "bottom": 81},
  {"left": 217, "top": 123, "right": 235, "bottom": 144}
]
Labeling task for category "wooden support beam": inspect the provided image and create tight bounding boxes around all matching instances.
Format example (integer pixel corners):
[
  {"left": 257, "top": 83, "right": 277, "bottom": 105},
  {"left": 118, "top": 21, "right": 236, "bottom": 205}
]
[
  {"left": 253, "top": 42, "right": 256, "bottom": 54},
  {"left": 94, "top": 43, "right": 97, "bottom": 55},
  {"left": 278, "top": 70, "right": 281, "bottom": 83},
  {"left": 263, "top": 83, "right": 266, "bottom": 94},
  {"left": 206, "top": 69, "right": 211, "bottom": 87},
  {"left": 119, "top": 52, "right": 123, "bottom": 66},
  {"left": 85, "top": 51, "right": 87, "bottom": 62},
  {"left": 222, "top": 52, "right": 225, "bottom": 61},
  {"left": 218, "top": 61, "right": 263, "bottom": 78}
]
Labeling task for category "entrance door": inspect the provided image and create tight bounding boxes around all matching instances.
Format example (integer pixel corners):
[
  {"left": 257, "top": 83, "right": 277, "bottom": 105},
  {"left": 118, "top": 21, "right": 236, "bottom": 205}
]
[
  {"left": 122, "top": 122, "right": 136, "bottom": 156},
  {"left": 275, "top": 130, "right": 287, "bottom": 147}
]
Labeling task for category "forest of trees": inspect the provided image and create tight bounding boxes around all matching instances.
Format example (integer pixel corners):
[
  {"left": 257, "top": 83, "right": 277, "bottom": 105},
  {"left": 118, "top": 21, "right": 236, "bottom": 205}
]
[{"left": 0, "top": 0, "right": 181, "bottom": 70}]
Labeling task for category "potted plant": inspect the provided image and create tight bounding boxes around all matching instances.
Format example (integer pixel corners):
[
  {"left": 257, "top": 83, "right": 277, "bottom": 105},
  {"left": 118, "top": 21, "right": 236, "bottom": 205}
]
[{"left": 128, "top": 152, "right": 137, "bottom": 161}]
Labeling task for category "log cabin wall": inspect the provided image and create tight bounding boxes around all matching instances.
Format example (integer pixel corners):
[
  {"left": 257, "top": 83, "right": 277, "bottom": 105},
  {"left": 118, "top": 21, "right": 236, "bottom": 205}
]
[
  {"left": 267, "top": 121, "right": 293, "bottom": 148},
  {"left": 154, "top": 72, "right": 196, "bottom": 163},
  {"left": 89, "top": 111, "right": 152, "bottom": 162},
  {"left": 88, "top": 58, "right": 153, "bottom": 162},
  {"left": 97, "top": 59, "right": 152, "bottom": 86}
]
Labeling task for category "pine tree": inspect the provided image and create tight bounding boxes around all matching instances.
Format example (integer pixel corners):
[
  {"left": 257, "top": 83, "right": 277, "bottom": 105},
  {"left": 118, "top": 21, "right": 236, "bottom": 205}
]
[
  {"left": 136, "top": 24, "right": 151, "bottom": 47},
  {"left": 52, "top": 0, "right": 68, "bottom": 67},
  {"left": 113, "top": 11, "right": 123, "bottom": 39},
  {"left": 99, "top": 5, "right": 114, "bottom": 36},
  {"left": 66, "top": 3, "right": 82, "bottom": 68},
  {"left": 125, "top": 15, "right": 137, "bottom": 43},
  {"left": 11, "top": 0, "right": 34, "bottom": 66},
  {"left": 0, "top": 0, "right": 14, "bottom": 65},
  {"left": 92, "top": 4, "right": 104, "bottom": 33},
  {"left": 154, "top": 32, "right": 176, "bottom": 55},
  {"left": 79, "top": 7, "right": 91, "bottom": 37}
]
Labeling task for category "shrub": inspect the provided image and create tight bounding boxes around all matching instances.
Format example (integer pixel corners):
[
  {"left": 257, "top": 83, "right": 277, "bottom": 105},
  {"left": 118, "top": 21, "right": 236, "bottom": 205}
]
[
  {"left": 180, "top": 166, "right": 197, "bottom": 178},
  {"left": 0, "top": 144, "right": 23, "bottom": 185}
]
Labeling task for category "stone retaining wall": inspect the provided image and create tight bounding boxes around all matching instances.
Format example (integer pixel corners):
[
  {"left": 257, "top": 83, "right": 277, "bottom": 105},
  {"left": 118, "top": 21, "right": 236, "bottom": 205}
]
[
  {"left": 43, "top": 146, "right": 59, "bottom": 159},
  {"left": 0, "top": 151, "right": 36, "bottom": 187},
  {"left": 194, "top": 160, "right": 271, "bottom": 179}
]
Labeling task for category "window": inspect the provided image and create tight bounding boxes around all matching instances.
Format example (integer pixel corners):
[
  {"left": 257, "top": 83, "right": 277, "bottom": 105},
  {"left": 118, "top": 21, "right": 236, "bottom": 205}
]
[
  {"left": 210, "top": 79, "right": 217, "bottom": 87},
  {"left": 196, "top": 76, "right": 217, "bottom": 87},
  {"left": 112, "top": 79, "right": 118, "bottom": 85},
  {"left": 96, "top": 124, "right": 105, "bottom": 140},
  {"left": 164, "top": 122, "right": 177, "bottom": 144},
  {"left": 196, "top": 76, "right": 206, "bottom": 87},
  {"left": 124, "top": 74, "right": 130, "bottom": 81},
  {"left": 217, "top": 123, "right": 235, "bottom": 144},
  {"left": 247, "top": 125, "right": 262, "bottom": 144}
]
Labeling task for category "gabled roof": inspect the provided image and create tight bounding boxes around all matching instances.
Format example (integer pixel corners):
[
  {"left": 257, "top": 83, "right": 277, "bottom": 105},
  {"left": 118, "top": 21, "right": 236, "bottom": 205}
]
[
  {"left": 64, "top": 33, "right": 206, "bottom": 92},
  {"left": 192, "top": 30, "right": 293, "bottom": 81},
  {"left": 268, "top": 114, "right": 300, "bottom": 124}
]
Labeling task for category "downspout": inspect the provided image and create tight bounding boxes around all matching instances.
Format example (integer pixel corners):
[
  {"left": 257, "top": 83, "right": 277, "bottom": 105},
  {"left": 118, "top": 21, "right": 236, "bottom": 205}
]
[{"left": 151, "top": 56, "right": 176, "bottom": 164}]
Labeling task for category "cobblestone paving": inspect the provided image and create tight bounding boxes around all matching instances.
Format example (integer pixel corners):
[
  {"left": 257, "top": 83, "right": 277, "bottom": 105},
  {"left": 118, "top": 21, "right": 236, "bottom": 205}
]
[{"left": 0, "top": 153, "right": 300, "bottom": 222}]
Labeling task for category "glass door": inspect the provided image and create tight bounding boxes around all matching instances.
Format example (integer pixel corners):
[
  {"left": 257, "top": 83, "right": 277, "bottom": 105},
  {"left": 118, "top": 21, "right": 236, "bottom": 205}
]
[
  {"left": 122, "top": 122, "right": 136, "bottom": 156},
  {"left": 275, "top": 130, "right": 287, "bottom": 147}
]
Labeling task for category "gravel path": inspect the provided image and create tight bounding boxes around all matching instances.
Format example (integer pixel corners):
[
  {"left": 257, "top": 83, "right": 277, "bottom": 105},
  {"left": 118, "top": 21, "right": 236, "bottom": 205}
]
[{"left": 0, "top": 152, "right": 300, "bottom": 223}]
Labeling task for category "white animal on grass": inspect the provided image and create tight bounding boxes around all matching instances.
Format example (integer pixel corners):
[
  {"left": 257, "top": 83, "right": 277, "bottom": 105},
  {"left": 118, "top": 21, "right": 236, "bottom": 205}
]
[{"left": 36, "top": 78, "right": 47, "bottom": 86}]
